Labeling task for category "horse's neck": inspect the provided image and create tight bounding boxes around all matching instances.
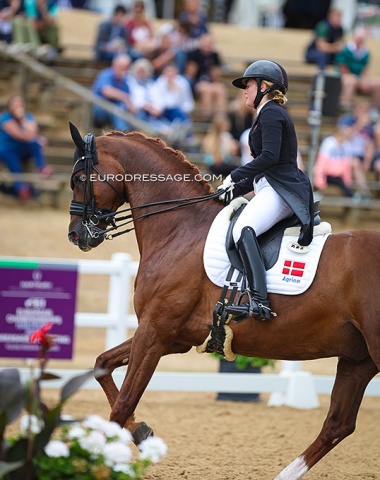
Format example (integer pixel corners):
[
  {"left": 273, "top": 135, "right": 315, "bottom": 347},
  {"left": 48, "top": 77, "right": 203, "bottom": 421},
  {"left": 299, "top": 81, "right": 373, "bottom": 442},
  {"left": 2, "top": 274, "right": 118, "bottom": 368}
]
[{"left": 117, "top": 139, "right": 221, "bottom": 255}]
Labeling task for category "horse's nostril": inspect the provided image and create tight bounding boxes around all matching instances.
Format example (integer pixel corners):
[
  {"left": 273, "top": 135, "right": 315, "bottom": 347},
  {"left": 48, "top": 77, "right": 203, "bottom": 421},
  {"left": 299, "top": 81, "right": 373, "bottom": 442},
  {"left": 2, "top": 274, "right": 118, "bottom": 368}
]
[{"left": 68, "top": 231, "right": 79, "bottom": 245}]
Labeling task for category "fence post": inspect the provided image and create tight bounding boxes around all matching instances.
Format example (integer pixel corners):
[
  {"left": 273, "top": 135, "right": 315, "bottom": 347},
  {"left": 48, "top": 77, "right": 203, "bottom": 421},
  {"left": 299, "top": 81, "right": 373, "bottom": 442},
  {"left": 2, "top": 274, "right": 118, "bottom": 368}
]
[
  {"left": 268, "top": 360, "right": 320, "bottom": 409},
  {"left": 105, "top": 252, "right": 133, "bottom": 350}
]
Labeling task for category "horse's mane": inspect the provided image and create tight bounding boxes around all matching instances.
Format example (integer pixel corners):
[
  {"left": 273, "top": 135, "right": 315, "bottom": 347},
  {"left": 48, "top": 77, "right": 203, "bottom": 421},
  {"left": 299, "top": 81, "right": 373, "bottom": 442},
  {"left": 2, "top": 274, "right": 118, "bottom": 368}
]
[{"left": 102, "top": 130, "right": 213, "bottom": 195}]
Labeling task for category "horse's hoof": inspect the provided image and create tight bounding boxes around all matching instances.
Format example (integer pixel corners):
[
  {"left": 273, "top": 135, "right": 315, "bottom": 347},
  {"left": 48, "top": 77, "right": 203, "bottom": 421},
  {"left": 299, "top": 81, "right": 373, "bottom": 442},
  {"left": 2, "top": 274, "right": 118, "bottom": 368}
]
[{"left": 133, "top": 422, "right": 154, "bottom": 446}]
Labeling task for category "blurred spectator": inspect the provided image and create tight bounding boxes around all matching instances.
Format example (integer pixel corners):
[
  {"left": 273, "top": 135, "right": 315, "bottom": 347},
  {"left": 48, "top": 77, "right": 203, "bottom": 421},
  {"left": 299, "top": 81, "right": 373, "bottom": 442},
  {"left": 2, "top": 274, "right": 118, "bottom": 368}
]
[
  {"left": 313, "top": 120, "right": 369, "bottom": 199},
  {"left": 239, "top": 127, "right": 251, "bottom": 166},
  {"left": 154, "top": 21, "right": 199, "bottom": 75},
  {"left": 339, "top": 102, "right": 376, "bottom": 168},
  {"left": 13, "top": 0, "right": 63, "bottom": 57},
  {"left": 127, "top": 57, "right": 171, "bottom": 136},
  {"left": 335, "top": 26, "right": 380, "bottom": 110},
  {"left": 177, "top": 0, "right": 208, "bottom": 39},
  {"left": 124, "top": 0, "right": 155, "bottom": 56},
  {"left": 94, "top": 4, "right": 131, "bottom": 62},
  {"left": 185, "top": 33, "right": 228, "bottom": 120},
  {"left": 372, "top": 121, "right": 380, "bottom": 177},
  {"left": 0, "top": 93, "right": 53, "bottom": 202},
  {"left": 305, "top": 8, "right": 344, "bottom": 71},
  {"left": 0, "top": 0, "right": 19, "bottom": 43},
  {"left": 227, "top": 89, "right": 254, "bottom": 154},
  {"left": 151, "top": 62, "right": 196, "bottom": 144},
  {"left": 282, "top": 0, "right": 332, "bottom": 29},
  {"left": 91, "top": 54, "right": 137, "bottom": 132},
  {"left": 148, "top": 27, "right": 176, "bottom": 76},
  {"left": 202, "top": 112, "right": 239, "bottom": 177}
]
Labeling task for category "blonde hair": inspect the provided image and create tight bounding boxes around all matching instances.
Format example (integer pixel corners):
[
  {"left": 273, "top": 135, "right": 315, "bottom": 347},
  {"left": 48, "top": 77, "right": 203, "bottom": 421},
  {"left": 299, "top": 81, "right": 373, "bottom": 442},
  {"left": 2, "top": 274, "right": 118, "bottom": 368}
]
[
  {"left": 262, "top": 80, "right": 288, "bottom": 105},
  {"left": 203, "top": 112, "right": 232, "bottom": 163}
]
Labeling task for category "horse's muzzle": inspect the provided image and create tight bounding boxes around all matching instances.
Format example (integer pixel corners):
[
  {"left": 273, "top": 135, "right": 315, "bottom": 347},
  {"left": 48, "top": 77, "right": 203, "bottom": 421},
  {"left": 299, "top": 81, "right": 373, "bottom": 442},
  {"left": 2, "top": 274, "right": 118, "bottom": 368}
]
[{"left": 68, "top": 221, "right": 104, "bottom": 251}]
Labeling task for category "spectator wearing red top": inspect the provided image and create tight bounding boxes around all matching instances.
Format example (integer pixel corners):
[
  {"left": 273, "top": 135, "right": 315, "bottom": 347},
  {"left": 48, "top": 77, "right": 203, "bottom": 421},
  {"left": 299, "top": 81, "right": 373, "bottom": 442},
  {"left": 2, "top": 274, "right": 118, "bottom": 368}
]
[{"left": 124, "top": 0, "right": 155, "bottom": 56}]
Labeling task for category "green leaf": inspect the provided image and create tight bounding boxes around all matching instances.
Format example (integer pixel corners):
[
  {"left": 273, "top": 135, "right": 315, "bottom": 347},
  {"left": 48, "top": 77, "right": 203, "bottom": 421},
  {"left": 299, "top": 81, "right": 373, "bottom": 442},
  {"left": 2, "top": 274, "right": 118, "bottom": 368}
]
[
  {"left": 60, "top": 369, "right": 107, "bottom": 403},
  {"left": 0, "top": 369, "right": 25, "bottom": 425}
]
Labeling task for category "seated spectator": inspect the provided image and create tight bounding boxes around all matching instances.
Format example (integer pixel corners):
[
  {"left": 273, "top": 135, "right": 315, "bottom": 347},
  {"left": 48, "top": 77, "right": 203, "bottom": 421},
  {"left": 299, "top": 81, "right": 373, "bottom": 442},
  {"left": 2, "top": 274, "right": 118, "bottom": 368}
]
[
  {"left": 202, "top": 112, "right": 239, "bottom": 177},
  {"left": 335, "top": 27, "right": 380, "bottom": 110},
  {"left": 177, "top": 0, "right": 208, "bottom": 39},
  {"left": 13, "top": 0, "right": 63, "bottom": 58},
  {"left": 152, "top": 21, "right": 198, "bottom": 75},
  {"left": 313, "top": 121, "right": 369, "bottom": 199},
  {"left": 94, "top": 4, "right": 130, "bottom": 63},
  {"left": 239, "top": 127, "right": 251, "bottom": 166},
  {"left": 151, "top": 62, "right": 196, "bottom": 144},
  {"left": 0, "top": 93, "right": 53, "bottom": 201},
  {"left": 147, "top": 26, "right": 177, "bottom": 77},
  {"left": 127, "top": 57, "right": 171, "bottom": 137},
  {"left": 227, "top": 90, "right": 254, "bottom": 154},
  {"left": 305, "top": 8, "right": 345, "bottom": 71},
  {"left": 124, "top": 0, "right": 155, "bottom": 56},
  {"left": 185, "top": 33, "right": 228, "bottom": 120},
  {"left": 338, "top": 101, "right": 376, "bottom": 170},
  {"left": 91, "top": 54, "right": 137, "bottom": 132},
  {"left": 0, "top": 0, "right": 19, "bottom": 43}
]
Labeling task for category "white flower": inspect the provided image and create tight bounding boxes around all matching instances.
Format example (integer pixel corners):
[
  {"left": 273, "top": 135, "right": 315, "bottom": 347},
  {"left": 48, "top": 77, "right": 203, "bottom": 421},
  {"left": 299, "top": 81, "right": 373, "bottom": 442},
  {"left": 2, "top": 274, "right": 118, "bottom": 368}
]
[
  {"left": 19, "top": 414, "right": 44, "bottom": 435},
  {"left": 67, "top": 425, "right": 86, "bottom": 440},
  {"left": 44, "top": 440, "right": 70, "bottom": 458},
  {"left": 78, "top": 430, "right": 106, "bottom": 455},
  {"left": 103, "top": 441, "right": 132, "bottom": 466},
  {"left": 82, "top": 415, "right": 110, "bottom": 432},
  {"left": 116, "top": 427, "right": 133, "bottom": 444},
  {"left": 114, "top": 463, "right": 136, "bottom": 476},
  {"left": 102, "top": 420, "right": 124, "bottom": 439},
  {"left": 138, "top": 437, "right": 167, "bottom": 463}
]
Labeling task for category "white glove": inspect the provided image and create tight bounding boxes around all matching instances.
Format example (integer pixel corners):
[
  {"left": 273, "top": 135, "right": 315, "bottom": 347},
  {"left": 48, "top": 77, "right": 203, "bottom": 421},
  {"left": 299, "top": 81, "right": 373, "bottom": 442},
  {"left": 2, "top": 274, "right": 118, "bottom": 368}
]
[{"left": 215, "top": 174, "right": 235, "bottom": 205}]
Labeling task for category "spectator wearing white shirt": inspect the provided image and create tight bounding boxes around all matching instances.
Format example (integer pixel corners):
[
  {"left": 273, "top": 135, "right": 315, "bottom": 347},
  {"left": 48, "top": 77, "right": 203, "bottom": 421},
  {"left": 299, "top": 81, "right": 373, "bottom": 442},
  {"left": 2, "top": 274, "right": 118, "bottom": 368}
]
[{"left": 152, "top": 63, "right": 196, "bottom": 143}]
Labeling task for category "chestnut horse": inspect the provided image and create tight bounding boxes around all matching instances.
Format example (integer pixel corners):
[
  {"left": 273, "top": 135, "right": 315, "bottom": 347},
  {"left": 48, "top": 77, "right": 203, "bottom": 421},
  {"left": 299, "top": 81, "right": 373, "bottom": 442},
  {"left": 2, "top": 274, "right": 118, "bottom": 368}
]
[{"left": 68, "top": 125, "right": 380, "bottom": 480}]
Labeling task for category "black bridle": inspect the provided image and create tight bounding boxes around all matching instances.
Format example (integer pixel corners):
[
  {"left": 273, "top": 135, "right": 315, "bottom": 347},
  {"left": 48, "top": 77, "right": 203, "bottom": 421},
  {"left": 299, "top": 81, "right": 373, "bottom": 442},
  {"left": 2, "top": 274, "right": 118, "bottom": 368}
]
[{"left": 69, "top": 133, "right": 222, "bottom": 240}]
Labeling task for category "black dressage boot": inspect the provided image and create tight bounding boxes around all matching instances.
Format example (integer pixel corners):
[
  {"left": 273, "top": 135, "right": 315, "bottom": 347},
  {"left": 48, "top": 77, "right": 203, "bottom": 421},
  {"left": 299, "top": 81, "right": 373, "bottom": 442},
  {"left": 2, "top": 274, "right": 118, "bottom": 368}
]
[{"left": 225, "top": 226, "right": 275, "bottom": 323}]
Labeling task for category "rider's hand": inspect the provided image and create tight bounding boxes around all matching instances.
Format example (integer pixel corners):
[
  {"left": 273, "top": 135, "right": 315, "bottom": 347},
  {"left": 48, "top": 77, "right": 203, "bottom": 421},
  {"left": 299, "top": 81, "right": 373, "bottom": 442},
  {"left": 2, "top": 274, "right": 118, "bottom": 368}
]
[{"left": 215, "top": 175, "right": 235, "bottom": 205}]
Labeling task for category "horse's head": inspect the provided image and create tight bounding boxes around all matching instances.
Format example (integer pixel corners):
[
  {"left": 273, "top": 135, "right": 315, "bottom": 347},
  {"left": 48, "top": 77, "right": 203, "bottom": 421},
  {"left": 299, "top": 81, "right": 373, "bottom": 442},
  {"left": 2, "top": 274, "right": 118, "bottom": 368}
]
[{"left": 68, "top": 123, "right": 127, "bottom": 251}]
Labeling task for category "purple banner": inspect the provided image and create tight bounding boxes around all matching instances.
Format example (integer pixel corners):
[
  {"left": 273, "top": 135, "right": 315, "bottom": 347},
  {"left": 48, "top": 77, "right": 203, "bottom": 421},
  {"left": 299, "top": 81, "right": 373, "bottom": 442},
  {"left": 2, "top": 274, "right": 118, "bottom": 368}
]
[{"left": 0, "top": 260, "right": 78, "bottom": 359}]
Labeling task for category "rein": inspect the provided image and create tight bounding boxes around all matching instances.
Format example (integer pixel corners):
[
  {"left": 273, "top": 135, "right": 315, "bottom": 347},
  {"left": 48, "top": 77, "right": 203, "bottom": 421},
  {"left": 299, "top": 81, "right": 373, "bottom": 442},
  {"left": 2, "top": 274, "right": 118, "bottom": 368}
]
[{"left": 69, "top": 133, "right": 224, "bottom": 240}]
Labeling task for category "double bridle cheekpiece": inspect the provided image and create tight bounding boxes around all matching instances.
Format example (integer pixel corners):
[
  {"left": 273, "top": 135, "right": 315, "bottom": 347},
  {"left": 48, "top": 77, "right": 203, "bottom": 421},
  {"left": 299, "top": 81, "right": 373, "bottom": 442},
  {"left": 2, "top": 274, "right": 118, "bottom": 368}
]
[{"left": 69, "top": 132, "right": 222, "bottom": 240}]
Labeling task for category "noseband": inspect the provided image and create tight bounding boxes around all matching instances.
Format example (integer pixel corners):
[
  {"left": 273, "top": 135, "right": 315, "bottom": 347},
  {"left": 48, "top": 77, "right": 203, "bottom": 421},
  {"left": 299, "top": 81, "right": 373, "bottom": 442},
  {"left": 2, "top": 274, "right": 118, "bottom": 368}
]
[{"left": 69, "top": 133, "right": 223, "bottom": 240}]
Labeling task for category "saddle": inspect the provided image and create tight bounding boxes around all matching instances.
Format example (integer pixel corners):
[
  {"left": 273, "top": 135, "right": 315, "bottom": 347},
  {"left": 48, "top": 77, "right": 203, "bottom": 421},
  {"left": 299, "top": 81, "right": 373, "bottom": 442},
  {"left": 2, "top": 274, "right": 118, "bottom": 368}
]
[
  {"left": 197, "top": 201, "right": 322, "bottom": 360},
  {"left": 226, "top": 201, "right": 321, "bottom": 274}
]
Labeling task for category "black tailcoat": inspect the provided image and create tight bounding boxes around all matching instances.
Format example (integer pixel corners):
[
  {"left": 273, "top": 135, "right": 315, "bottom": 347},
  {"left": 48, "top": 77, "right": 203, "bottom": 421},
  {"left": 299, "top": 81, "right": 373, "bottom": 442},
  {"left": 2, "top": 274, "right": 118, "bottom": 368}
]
[{"left": 230, "top": 101, "right": 314, "bottom": 246}]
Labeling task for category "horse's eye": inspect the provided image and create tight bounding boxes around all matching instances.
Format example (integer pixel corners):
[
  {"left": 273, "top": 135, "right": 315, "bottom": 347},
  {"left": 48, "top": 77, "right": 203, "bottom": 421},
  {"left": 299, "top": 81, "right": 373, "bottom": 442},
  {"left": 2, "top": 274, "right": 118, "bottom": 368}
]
[{"left": 73, "top": 174, "right": 85, "bottom": 186}]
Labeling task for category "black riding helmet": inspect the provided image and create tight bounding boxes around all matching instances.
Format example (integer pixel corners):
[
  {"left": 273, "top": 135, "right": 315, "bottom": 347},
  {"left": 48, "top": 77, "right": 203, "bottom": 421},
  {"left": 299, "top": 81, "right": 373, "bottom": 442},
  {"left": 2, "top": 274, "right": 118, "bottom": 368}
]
[{"left": 232, "top": 60, "right": 288, "bottom": 108}]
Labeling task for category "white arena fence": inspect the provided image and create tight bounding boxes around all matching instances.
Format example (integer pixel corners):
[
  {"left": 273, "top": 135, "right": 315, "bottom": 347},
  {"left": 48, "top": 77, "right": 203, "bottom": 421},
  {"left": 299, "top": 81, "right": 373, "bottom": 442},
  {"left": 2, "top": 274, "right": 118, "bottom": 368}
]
[{"left": 2, "top": 253, "right": 380, "bottom": 410}]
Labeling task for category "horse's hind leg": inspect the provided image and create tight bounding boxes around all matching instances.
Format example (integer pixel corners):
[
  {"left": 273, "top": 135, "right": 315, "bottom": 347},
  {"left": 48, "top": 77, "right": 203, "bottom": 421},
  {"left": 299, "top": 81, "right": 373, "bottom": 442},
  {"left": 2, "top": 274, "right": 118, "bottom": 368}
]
[
  {"left": 275, "top": 355, "right": 378, "bottom": 480},
  {"left": 94, "top": 337, "right": 191, "bottom": 442}
]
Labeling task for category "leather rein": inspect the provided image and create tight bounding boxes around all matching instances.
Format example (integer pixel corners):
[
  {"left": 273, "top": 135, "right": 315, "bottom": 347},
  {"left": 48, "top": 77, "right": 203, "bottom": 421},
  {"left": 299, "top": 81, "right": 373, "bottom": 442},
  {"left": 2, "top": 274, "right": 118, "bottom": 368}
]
[{"left": 69, "top": 133, "right": 222, "bottom": 240}]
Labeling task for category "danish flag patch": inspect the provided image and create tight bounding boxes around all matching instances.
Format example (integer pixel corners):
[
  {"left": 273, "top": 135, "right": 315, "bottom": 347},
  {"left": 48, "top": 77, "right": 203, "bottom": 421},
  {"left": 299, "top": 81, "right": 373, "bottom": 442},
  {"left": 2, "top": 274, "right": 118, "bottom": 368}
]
[{"left": 282, "top": 260, "right": 306, "bottom": 277}]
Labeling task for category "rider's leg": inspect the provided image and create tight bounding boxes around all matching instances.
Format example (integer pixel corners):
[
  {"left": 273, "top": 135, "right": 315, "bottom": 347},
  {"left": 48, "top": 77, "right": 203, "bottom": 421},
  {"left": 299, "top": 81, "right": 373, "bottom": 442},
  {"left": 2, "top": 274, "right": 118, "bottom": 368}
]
[
  {"left": 228, "top": 177, "right": 293, "bottom": 322},
  {"left": 226, "top": 225, "right": 272, "bottom": 322}
]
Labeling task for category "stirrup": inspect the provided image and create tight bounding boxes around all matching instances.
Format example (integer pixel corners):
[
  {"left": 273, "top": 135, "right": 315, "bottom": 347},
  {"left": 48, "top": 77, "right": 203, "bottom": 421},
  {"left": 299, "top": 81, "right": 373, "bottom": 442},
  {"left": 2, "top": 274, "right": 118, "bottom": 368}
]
[{"left": 225, "top": 291, "right": 276, "bottom": 323}]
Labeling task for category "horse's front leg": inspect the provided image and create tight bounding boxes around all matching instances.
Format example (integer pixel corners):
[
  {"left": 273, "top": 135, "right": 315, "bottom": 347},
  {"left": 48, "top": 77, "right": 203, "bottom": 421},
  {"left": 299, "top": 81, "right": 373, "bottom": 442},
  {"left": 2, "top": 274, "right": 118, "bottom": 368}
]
[
  {"left": 275, "top": 356, "right": 378, "bottom": 480},
  {"left": 95, "top": 336, "right": 190, "bottom": 441}
]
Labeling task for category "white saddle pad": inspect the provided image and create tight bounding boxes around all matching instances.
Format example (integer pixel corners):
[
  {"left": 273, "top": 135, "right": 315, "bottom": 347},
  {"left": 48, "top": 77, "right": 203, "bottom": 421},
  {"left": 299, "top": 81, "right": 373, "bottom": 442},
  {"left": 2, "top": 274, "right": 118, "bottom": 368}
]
[{"left": 203, "top": 198, "right": 332, "bottom": 296}]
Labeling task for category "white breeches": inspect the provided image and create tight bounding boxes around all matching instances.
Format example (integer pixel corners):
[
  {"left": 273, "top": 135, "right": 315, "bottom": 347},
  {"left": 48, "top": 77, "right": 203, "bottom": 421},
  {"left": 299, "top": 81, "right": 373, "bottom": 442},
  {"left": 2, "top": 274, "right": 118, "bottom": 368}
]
[{"left": 232, "top": 177, "right": 293, "bottom": 244}]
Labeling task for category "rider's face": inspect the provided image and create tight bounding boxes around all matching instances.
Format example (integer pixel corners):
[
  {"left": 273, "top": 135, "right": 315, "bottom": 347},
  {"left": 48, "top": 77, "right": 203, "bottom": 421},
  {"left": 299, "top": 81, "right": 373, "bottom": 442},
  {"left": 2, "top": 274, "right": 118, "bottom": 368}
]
[{"left": 244, "top": 79, "right": 258, "bottom": 109}]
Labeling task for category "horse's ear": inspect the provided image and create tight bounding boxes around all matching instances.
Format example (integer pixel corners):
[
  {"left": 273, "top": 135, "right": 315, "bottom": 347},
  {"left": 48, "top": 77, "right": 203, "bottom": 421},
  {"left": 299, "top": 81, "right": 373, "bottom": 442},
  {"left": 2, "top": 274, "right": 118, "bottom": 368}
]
[{"left": 69, "top": 122, "right": 85, "bottom": 155}]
